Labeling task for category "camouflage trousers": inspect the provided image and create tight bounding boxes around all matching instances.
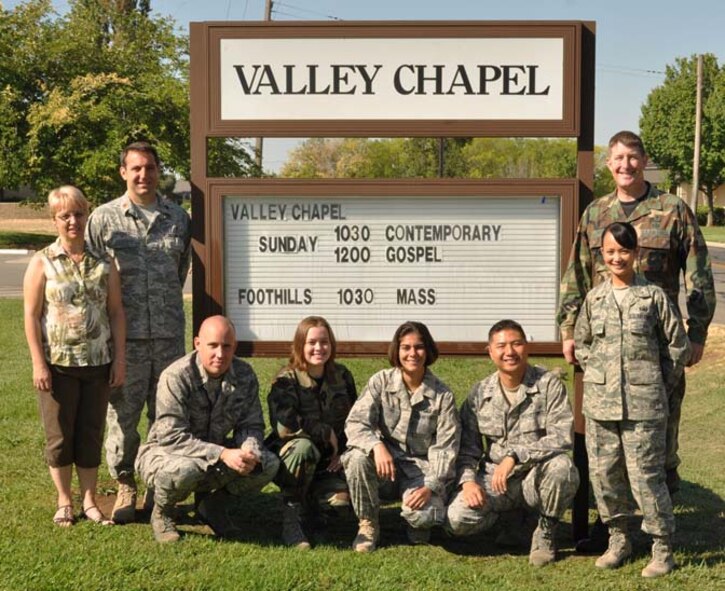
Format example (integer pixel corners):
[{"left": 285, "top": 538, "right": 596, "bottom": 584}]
[
  {"left": 341, "top": 447, "right": 446, "bottom": 529},
  {"left": 137, "top": 447, "right": 279, "bottom": 509},
  {"left": 445, "top": 454, "right": 579, "bottom": 536},
  {"left": 273, "top": 437, "right": 348, "bottom": 507},
  {"left": 665, "top": 373, "right": 685, "bottom": 471},
  {"left": 586, "top": 418, "right": 674, "bottom": 536},
  {"left": 105, "top": 338, "right": 185, "bottom": 480}
]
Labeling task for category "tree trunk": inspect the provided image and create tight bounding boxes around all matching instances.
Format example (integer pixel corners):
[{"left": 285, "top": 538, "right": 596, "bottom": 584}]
[{"left": 706, "top": 186, "right": 715, "bottom": 227}]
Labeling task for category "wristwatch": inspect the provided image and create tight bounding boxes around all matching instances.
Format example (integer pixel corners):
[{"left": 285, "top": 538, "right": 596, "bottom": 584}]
[{"left": 505, "top": 449, "right": 518, "bottom": 463}]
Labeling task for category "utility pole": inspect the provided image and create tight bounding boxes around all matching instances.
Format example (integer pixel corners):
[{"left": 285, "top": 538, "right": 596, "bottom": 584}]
[
  {"left": 691, "top": 54, "right": 703, "bottom": 212},
  {"left": 254, "top": 0, "right": 273, "bottom": 172}
]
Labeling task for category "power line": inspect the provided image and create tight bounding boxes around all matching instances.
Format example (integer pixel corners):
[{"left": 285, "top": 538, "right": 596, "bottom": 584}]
[
  {"left": 598, "top": 63, "right": 665, "bottom": 76},
  {"left": 274, "top": 1, "right": 342, "bottom": 20}
]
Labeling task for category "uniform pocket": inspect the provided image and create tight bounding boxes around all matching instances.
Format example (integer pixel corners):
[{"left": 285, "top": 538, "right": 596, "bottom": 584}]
[
  {"left": 626, "top": 359, "right": 662, "bottom": 385},
  {"left": 413, "top": 410, "right": 437, "bottom": 436},
  {"left": 477, "top": 416, "right": 504, "bottom": 438},
  {"left": 638, "top": 230, "right": 671, "bottom": 275},
  {"left": 583, "top": 363, "right": 606, "bottom": 384}
]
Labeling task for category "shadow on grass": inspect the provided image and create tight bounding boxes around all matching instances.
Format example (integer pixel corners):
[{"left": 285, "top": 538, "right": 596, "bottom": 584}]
[{"left": 659, "top": 479, "right": 724, "bottom": 568}]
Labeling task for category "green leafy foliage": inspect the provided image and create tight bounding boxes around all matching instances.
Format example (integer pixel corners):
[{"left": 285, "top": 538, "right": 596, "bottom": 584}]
[
  {"left": 281, "top": 137, "right": 614, "bottom": 196},
  {"left": 0, "top": 0, "right": 258, "bottom": 205},
  {"left": 640, "top": 54, "right": 725, "bottom": 224}
]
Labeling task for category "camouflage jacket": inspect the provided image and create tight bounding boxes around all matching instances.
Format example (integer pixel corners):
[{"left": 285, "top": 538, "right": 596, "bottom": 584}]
[
  {"left": 558, "top": 185, "right": 714, "bottom": 344},
  {"left": 141, "top": 352, "right": 265, "bottom": 468},
  {"left": 85, "top": 194, "right": 191, "bottom": 340},
  {"left": 456, "top": 365, "right": 574, "bottom": 485},
  {"left": 267, "top": 362, "right": 357, "bottom": 453},
  {"left": 344, "top": 367, "right": 461, "bottom": 496},
  {"left": 39, "top": 239, "right": 113, "bottom": 367},
  {"left": 574, "top": 275, "right": 691, "bottom": 421}
]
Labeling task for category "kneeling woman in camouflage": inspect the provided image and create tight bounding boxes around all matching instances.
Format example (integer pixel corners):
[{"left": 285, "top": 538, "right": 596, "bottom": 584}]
[
  {"left": 342, "top": 321, "right": 461, "bottom": 552},
  {"left": 267, "top": 316, "right": 357, "bottom": 548}
]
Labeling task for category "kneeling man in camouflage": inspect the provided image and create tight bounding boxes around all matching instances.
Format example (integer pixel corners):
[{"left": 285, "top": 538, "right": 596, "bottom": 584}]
[
  {"left": 445, "top": 319, "right": 579, "bottom": 565},
  {"left": 136, "top": 315, "right": 279, "bottom": 542}
]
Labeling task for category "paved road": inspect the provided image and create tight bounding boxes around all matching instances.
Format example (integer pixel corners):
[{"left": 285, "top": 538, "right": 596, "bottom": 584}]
[
  {"left": 2, "top": 248, "right": 724, "bottom": 325},
  {"left": 0, "top": 252, "right": 192, "bottom": 297}
]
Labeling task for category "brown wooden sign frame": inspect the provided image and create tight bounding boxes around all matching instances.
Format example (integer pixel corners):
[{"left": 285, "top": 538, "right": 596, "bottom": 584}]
[
  {"left": 193, "top": 20, "right": 583, "bottom": 138},
  {"left": 202, "top": 178, "right": 577, "bottom": 357},
  {"left": 190, "top": 20, "right": 595, "bottom": 358}
]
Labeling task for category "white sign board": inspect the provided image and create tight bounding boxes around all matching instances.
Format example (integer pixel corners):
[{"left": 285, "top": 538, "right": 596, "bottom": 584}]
[
  {"left": 220, "top": 38, "right": 564, "bottom": 120},
  {"left": 224, "top": 195, "right": 561, "bottom": 343}
]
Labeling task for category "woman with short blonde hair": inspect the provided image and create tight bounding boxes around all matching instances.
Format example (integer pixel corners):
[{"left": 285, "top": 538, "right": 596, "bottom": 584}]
[{"left": 24, "top": 185, "right": 126, "bottom": 527}]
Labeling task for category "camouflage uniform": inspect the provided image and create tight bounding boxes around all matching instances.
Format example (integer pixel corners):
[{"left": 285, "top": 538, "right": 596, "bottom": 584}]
[
  {"left": 86, "top": 194, "right": 191, "bottom": 480},
  {"left": 558, "top": 185, "right": 715, "bottom": 471},
  {"left": 574, "top": 276, "right": 690, "bottom": 536},
  {"left": 136, "top": 352, "right": 279, "bottom": 510},
  {"left": 341, "top": 368, "right": 460, "bottom": 531},
  {"left": 446, "top": 365, "right": 579, "bottom": 536},
  {"left": 267, "top": 363, "right": 357, "bottom": 507}
]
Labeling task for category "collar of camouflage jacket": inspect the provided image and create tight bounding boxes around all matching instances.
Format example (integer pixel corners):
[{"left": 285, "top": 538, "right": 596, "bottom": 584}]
[
  {"left": 386, "top": 367, "right": 439, "bottom": 403},
  {"left": 481, "top": 364, "right": 541, "bottom": 401},
  {"left": 120, "top": 193, "right": 170, "bottom": 219},
  {"left": 592, "top": 275, "right": 653, "bottom": 303},
  {"left": 604, "top": 182, "right": 665, "bottom": 220},
  {"left": 193, "top": 351, "right": 239, "bottom": 391}
]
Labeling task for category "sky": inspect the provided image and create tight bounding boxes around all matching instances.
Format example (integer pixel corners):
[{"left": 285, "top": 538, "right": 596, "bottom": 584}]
[{"left": 6, "top": 0, "right": 725, "bottom": 171}]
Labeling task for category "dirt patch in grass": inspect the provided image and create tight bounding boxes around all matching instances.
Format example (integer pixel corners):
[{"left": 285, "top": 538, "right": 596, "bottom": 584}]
[
  {"left": 0, "top": 203, "right": 54, "bottom": 234},
  {"left": 688, "top": 324, "right": 725, "bottom": 375}
]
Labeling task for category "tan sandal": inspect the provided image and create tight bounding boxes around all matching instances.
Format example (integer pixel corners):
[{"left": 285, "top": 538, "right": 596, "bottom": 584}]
[
  {"left": 82, "top": 505, "right": 114, "bottom": 526},
  {"left": 53, "top": 505, "right": 75, "bottom": 527}
]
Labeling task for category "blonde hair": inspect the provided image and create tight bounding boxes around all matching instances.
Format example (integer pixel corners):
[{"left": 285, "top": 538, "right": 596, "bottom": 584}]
[{"left": 47, "top": 185, "right": 89, "bottom": 217}]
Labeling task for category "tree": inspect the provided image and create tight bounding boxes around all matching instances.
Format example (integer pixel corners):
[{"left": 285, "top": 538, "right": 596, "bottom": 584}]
[
  {"left": 640, "top": 54, "right": 725, "bottom": 225},
  {"left": 0, "top": 0, "right": 258, "bottom": 204},
  {"left": 281, "top": 137, "right": 615, "bottom": 188}
]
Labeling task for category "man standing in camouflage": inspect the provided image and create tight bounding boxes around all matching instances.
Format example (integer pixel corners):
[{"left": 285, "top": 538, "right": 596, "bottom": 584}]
[
  {"left": 136, "top": 316, "right": 279, "bottom": 542},
  {"left": 558, "top": 130, "right": 715, "bottom": 548},
  {"left": 445, "top": 320, "right": 579, "bottom": 566},
  {"left": 86, "top": 141, "right": 191, "bottom": 523}
]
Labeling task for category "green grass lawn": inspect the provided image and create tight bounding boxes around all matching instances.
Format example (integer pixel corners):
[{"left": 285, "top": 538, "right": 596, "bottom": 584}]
[
  {"left": 0, "top": 230, "right": 54, "bottom": 250},
  {"left": 700, "top": 226, "right": 725, "bottom": 244},
  {"left": 0, "top": 298, "right": 722, "bottom": 590}
]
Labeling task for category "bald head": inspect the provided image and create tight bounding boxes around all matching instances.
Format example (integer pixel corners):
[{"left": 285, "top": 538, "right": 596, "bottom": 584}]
[{"left": 194, "top": 316, "right": 237, "bottom": 377}]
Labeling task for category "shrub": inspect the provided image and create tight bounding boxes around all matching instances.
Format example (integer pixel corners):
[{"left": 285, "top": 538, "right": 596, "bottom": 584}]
[{"left": 696, "top": 205, "right": 725, "bottom": 226}]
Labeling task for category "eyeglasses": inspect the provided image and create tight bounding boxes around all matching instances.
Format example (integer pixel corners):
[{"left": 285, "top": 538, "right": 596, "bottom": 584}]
[{"left": 55, "top": 212, "right": 86, "bottom": 223}]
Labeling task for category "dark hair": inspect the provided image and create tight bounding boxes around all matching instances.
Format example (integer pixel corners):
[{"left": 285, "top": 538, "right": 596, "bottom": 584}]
[
  {"left": 388, "top": 321, "right": 439, "bottom": 368},
  {"left": 608, "top": 130, "right": 646, "bottom": 157},
  {"left": 288, "top": 316, "right": 336, "bottom": 371},
  {"left": 120, "top": 141, "right": 160, "bottom": 167},
  {"left": 488, "top": 319, "right": 527, "bottom": 342},
  {"left": 602, "top": 221, "right": 638, "bottom": 250}
]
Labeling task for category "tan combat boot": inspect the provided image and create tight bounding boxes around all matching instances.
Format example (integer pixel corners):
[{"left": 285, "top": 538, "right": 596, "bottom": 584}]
[
  {"left": 641, "top": 536, "right": 676, "bottom": 578},
  {"left": 150, "top": 504, "right": 180, "bottom": 543},
  {"left": 111, "top": 475, "right": 137, "bottom": 524},
  {"left": 529, "top": 515, "right": 558, "bottom": 567},
  {"left": 282, "top": 502, "right": 311, "bottom": 550},
  {"left": 352, "top": 518, "right": 379, "bottom": 553},
  {"left": 595, "top": 523, "right": 632, "bottom": 569}
]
